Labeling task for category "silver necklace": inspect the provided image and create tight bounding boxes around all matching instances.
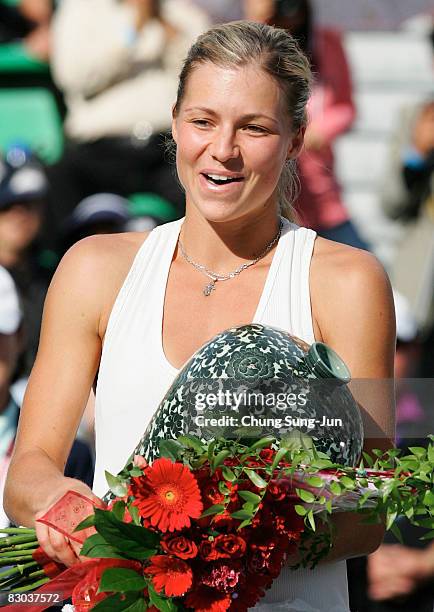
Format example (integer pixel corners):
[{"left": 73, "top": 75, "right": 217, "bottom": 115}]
[{"left": 178, "top": 219, "right": 283, "bottom": 296}]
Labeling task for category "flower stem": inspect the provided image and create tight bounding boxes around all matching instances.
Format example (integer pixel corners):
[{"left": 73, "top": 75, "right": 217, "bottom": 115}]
[
  {"left": 10, "top": 577, "right": 50, "bottom": 592},
  {"left": 0, "top": 528, "right": 35, "bottom": 535},
  {"left": 0, "top": 561, "right": 38, "bottom": 579}
]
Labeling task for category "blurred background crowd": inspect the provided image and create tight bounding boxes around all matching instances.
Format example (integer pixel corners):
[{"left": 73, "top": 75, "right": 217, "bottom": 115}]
[{"left": 0, "top": 0, "right": 433, "bottom": 610}]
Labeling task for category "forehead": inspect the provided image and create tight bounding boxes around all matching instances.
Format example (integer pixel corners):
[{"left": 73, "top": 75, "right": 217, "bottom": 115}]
[{"left": 180, "top": 62, "right": 287, "bottom": 118}]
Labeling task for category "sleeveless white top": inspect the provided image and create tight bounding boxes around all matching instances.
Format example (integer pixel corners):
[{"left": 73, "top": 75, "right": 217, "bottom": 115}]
[{"left": 94, "top": 217, "right": 350, "bottom": 612}]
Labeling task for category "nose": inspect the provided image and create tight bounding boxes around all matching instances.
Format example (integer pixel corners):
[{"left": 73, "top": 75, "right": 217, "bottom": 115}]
[{"left": 208, "top": 127, "right": 240, "bottom": 163}]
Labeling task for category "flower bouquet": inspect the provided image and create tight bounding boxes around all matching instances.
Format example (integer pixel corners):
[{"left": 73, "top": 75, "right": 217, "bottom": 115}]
[{"left": 2, "top": 434, "right": 434, "bottom": 612}]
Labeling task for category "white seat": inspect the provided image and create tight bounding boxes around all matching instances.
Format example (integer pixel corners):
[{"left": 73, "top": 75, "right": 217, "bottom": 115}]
[
  {"left": 353, "top": 89, "right": 432, "bottom": 135},
  {"left": 344, "top": 31, "right": 433, "bottom": 86},
  {"left": 335, "top": 135, "right": 389, "bottom": 188}
]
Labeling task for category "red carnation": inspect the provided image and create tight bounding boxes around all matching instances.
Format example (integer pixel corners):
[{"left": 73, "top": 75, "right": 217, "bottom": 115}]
[
  {"left": 202, "top": 561, "right": 242, "bottom": 593},
  {"left": 145, "top": 555, "right": 193, "bottom": 597},
  {"left": 130, "top": 457, "right": 203, "bottom": 532},
  {"left": 214, "top": 535, "right": 246, "bottom": 559},
  {"left": 161, "top": 535, "right": 198, "bottom": 559},
  {"left": 185, "top": 584, "right": 231, "bottom": 612}
]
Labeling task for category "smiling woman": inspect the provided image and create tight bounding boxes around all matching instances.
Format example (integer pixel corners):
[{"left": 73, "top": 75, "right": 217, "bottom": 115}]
[{"left": 4, "top": 20, "right": 396, "bottom": 612}]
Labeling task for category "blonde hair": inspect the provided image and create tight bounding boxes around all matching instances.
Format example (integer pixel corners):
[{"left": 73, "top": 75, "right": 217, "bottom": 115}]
[{"left": 174, "top": 21, "right": 312, "bottom": 221}]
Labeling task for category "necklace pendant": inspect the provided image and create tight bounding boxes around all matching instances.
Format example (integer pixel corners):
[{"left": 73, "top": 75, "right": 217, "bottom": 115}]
[{"left": 203, "top": 280, "right": 216, "bottom": 296}]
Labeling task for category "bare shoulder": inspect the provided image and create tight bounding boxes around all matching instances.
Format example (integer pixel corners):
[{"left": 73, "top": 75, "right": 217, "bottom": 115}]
[
  {"left": 48, "top": 231, "right": 150, "bottom": 339},
  {"left": 309, "top": 237, "right": 395, "bottom": 376}
]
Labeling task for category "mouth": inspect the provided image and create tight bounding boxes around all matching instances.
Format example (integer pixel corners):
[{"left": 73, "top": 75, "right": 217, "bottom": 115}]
[{"left": 201, "top": 172, "right": 244, "bottom": 186}]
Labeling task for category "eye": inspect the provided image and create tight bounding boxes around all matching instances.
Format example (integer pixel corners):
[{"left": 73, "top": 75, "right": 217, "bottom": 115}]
[
  {"left": 191, "top": 119, "right": 212, "bottom": 128},
  {"left": 244, "top": 125, "right": 269, "bottom": 134}
]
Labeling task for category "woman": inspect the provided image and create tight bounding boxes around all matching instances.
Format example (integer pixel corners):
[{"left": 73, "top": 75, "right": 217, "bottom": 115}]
[{"left": 4, "top": 21, "right": 395, "bottom": 611}]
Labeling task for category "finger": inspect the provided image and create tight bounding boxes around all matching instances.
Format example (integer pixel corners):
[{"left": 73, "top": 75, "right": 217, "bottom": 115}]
[
  {"left": 48, "top": 528, "right": 79, "bottom": 567},
  {"left": 35, "top": 521, "right": 60, "bottom": 564}
]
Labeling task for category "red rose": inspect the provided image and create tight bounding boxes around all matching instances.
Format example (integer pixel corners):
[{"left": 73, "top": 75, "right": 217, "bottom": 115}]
[
  {"left": 259, "top": 448, "right": 274, "bottom": 462},
  {"left": 214, "top": 535, "right": 246, "bottom": 559},
  {"left": 199, "top": 539, "right": 219, "bottom": 561},
  {"left": 161, "top": 535, "right": 198, "bottom": 559},
  {"left": 202, "top": 481, "right": 225, "bottom": 505}
]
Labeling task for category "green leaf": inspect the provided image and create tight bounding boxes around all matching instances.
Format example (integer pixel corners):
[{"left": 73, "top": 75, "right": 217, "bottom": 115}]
[
  {"left": 271, "top": 447, "right": 289, "bottom": 471},
  {"left": 99, "top": 568, "right": 148, "bottom": 593},
  {"left": 94, "top": 509, "right": 159, "bottom": 560},
  {"left": 148, "top": 585, "right": 178, "bottom": 612},
  {"left": 362, "top": 452, "right": 374, "bottom": 467},
  {"left": 238, "top": 491, "right": 261, "bottom": 504},
  {"left": 306, "top": 510, "right": 316, "bottom": 532},
  {"left": 105, "top": 471, "right": 128, "bottom": 498},
  {"left": 92, "top": 592, "right": 145, "bottom": 612},
  {"left": 296, "top": 488, "right": 316, "bottom": 504},
  {"left": 222, "top": 466, "right": 236, "bottom": 482},
  {"left": 408, "top": 447, "right": 427, "bottom": 459},
  {"left": 325, "top": 500, "right": 332, "bottom": 513},
  {"left": 129, "top": 467, "right": 143, "bottom": 477},
  {"left": 231, "top": 510, "right": 253, "bottom": 520},
  {"left": 329, "top": 481, "right": 342, "bottom": 496},
  {"left": 129, "top": 504, "right": 141, "bottom": 526},
  {"left": 74, "top": 513, "right": 95, "bottom": 532},
  {"left": 423, "top": 490, "right": 434, "bottom": 506},
  {"left": 237, "top": 519, "right": 252, "bottom": 530},
  {"left": 177, "top": 434, "right": 204, "bottom": 453},
  {"left": 249, "top": 436, "right": 276, "bottom": 451},
  {"left": 386, "top": 510, "right": 397, "bottom": 530},
  {"left": 245, "top": 469, "right": 267, "bottom": 489},
  {"left": 428, "top": 445, "right": 434, "bottom": 463},
  {"left": 213, "top": 450, "right": 231, "bottom": 470},
  {"left": 420, "top": 529, "right": 434, "bottom": 541},
  {"left": 389, "top": 522, "right": 403, "bottom": 544},
  {"left": 111, "top": 501, "right": 126, "bottom": 522},
  {"left": 294, "top": 505, "right": 307, "bottom": 516},
  {"left": 305, "top": 476, "right": 324, "bottom": 488},
  {"left": 340, "top": 476, "right": 355, "bottom": 490},
  {"left": 159, "top": 439, "right": 182, "bottom": 461},
  {"left": 80, "top": 533, "right": 125, "bottom": 559},
  {"left": 200, "top": 504, "right": 225, "bottom": 518}
]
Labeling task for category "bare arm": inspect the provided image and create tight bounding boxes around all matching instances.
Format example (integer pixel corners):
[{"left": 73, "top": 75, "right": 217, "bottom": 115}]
[
  {"left": 301, "top": 243, "right": 396, "bottom": 563},
  {"left": 4, "top": 237, "right": 107, "bottom": 564}
]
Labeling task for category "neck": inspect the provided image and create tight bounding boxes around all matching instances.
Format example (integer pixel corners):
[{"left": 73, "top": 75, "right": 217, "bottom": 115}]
[{"left": 179, "top": 203, "right": 282, "bottom": 272}]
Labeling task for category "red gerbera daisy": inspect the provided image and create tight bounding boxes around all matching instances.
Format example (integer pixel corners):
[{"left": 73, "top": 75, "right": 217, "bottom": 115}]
[
  {"left": 145, "top": 555, "right": 193, "bottom": 597},
  {"left": 131, "top": 457, "right": 203, "bottom": 532}
]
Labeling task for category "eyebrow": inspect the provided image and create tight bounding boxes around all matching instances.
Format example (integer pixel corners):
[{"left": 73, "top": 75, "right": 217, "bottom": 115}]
[{"left": 183, "top": 106, "right": 279, "bottom": 125}]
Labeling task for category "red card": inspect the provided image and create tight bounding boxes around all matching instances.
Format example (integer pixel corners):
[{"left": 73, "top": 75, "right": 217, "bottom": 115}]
[{"left": 36, "top": 490, "right": 100, "bottom": 543}]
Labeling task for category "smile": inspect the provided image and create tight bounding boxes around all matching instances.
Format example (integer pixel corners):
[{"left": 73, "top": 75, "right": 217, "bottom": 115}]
[{"left": 201, "top": 173, "right": 244, "bottom": 186}]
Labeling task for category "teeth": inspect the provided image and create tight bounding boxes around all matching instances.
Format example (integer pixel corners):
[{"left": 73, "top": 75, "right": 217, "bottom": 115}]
[{"left": 207, "top": 174, "right": 237, "bottom": 181}]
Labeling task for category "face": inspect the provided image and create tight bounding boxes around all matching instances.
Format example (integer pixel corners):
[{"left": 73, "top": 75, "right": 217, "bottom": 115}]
[
  {"left": 172, "top": 62, "right": 303, "bottom": 224},
  {"left": 0, "top": 200, "right": 44, "bottom": 265}
]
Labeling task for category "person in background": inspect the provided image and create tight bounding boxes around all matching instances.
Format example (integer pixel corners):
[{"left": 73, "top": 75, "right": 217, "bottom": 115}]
[
  {"left": 0, "top": 0, "right": 53, "bottom": 61},
  {"left": 244, "top": 0, "right": 369, "bottom": 249},
  {"left": 0, "top": 266, "right": 94, "bottom": 528},
  {"left": 46, "top": 0, "right": 210, "bottom": 241},
  {"left": 59, "top": 193, "right": 131, "bottom": 256},
  {"left": 0, "top": 145, "right": 56, "bottom": 376}
]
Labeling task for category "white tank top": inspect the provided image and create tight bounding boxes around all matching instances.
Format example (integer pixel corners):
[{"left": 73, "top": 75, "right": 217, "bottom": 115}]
[{"left": 94, "top": 217, "right": 350, "bottom": 612}]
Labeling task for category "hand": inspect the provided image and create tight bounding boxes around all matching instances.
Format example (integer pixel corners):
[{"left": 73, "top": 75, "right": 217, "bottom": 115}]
[
  {"left": 368, "top": 543, "right": 434, "bottom": 601},
  {"left": 24, "top": 25, "right": 51, "bottom": 62},
  {"left": 412, "top": 102, "right": 434, "bottom": 158},
  {"left": 34, "top": 478, "right": 102, "bottom": 568}
]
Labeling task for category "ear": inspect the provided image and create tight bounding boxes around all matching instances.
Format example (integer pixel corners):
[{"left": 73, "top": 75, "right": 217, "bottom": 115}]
[
  {"left": 286, "top": 126, "right": 305, "bottom": 160},
  {"left": 171, "top": 104, "right": 178, "bottom": 144}
]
